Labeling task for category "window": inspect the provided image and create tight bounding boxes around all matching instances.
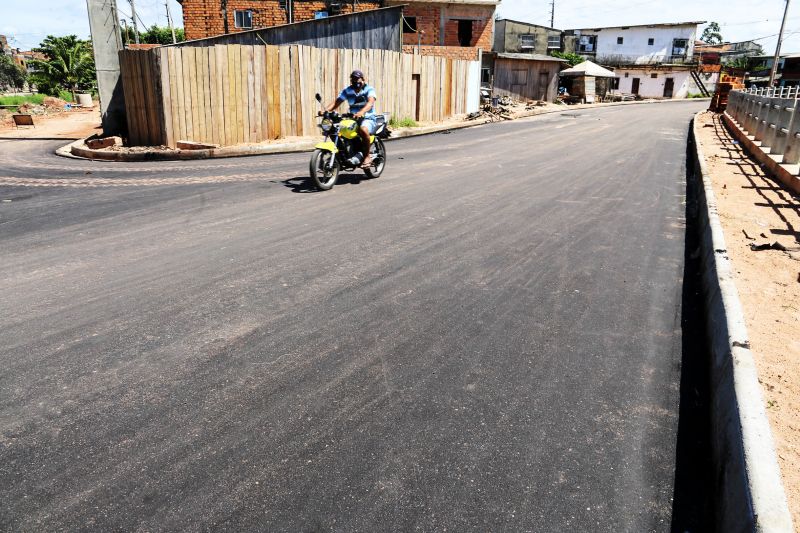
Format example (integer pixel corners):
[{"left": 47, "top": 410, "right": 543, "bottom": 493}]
[
  {"left": 610, "top": 77, "right": 620, "bottom": 90},
  {"left": 278, "top": 0, "right": 287, "bottom": 8},
  {"left": 578, "top": 35, "right": 596, "bottom": 52},
  {"left": 520, "top": 34, "right": 535, "bottom": 49},
  {"left": 650, "top": 73, "right": 658, "bottom": 78},
  {"left": 617, "top": 36, "right": 624, "bottom": 45},
  {"left": 314, "top": 11, "right": 328, "bottom": 19},
  {"left": 648, "top": 38, "right": 654, "bottom": 45},
  {"left": 547, "top": 34, "right": 560, "bottom": 49},
  {"left": 403, "top": 16, "right": 417, "bottom": 33},
  {"left": 511, "top": 69, "right": 527, "bottom": 86},
  {"left": 234, "top": 9, "right": 252, "bottom": 29},
  {"left": 458, "top": 20, "right": 473, "bottom": 47},
  {"left": 624, "top": 72, "right": 629, "bottom": 78},
  {"left": 672, "top": 38, "right": 689, "bottom": 57}
]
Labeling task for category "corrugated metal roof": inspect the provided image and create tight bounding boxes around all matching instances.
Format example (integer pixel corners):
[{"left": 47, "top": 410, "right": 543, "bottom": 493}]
[
  {"left": 495, "top": 53, "right": 568, "bottom": 62},
  {"left": 567, "top": 21, "right": 706, "bottom": 31}
]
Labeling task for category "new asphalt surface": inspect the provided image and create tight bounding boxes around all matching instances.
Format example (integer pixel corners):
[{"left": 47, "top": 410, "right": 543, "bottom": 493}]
[{"left": 1, "top": 101, "right": 706, "bottom": 531}]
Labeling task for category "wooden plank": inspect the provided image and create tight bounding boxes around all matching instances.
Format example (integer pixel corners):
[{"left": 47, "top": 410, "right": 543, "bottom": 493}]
[
  {"left": 226, "top": 44, "right": 237, "bottom": 146},
  {"left": 119, "top": 52, "right": 138, "bottom": 145},
  {"left": 238, "top": 45, "right": 250, "bottom": 144},
  {"left": 212, "top": 46, "right": 225, "bottom": 146},
  {"left": 207, "top": 46, "right": 219, "bottom": 146},
  {"left": 254, "top": 45, "right": 267, "bottom": 142},
  {"left": 193, "top": 46, "right": 206, "bottom": 142},
  {"left": 246, "top": 46, "right": 258, "bottom": 142},
  {"left": 180, "top": 47, "right": 194, "bottom": 141},
  {"left": 200, "top": 47, "right": 213, "bottom": 143},
  {"left": 267, "top": 45, "right": 280, "bottom": 140},
  {"left": 232, "top": 45, "right": 243, "bottom": 144},
  {"left": 158, "top": 48, "right": 173, "bottom": 147},
  {"left": 130, "top": 52, "right": 147, "bottom": 145},
  {"left": 165, "top": 48, "right": 180, "bottom": 147},
  {"left": 279, "top": 46, "right": 290, "bottom": 137}
]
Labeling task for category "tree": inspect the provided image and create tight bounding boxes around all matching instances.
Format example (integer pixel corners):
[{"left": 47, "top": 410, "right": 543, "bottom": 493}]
[
  {"left": 140, "top": 25, "right": 185, "bottom": 44},
  {"left": 549, "top": 51, "right": 584, "bottom": 67},
  {"left": 28, "top": 35, "right": 96, "bottom": 100},
  {"left": 0, "top": 54, "right": 28, "bottom": 92},
  {"left": 701, "top": 22, "right": 723, "bottom": 45}
]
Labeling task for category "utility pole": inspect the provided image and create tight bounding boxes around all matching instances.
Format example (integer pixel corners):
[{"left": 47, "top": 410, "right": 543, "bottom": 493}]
[
  {"left": 550, "top": 0, "right": 554, "bottom": 28},
  {"left": 769, "top": 0, "right": 792, "bottom": 88},
  {"left": 121, "top": 18, "right": 129, "bottom": 46},
  {"left": 129, "top": 0, "right": 140, "bottom": 43},
  {"left": 86, "top": 0, "right": 126, "bottom": 135},
  {"left": 165, "top": 0, "right": 177, "bottom": 43}
]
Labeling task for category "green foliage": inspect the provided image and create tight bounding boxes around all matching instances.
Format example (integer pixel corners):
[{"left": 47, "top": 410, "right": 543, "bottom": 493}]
[
  {"left": 549, "top": 51, "right": 584, "bottom": 67},
  {"left": 701, "top": 22, "right": 723, "bottom": 45},
  {"left": 122, "top": 25, "right": 185, "bottom": 45},
  {"left": 724, "top": 56, "right": 756, "bottom": 71},
  {"left": 389, "top": 116, "right": 418, "bottom": 128},
  {"left": 0, "top": 54, "right": 28, "bottom": 91},
  {"left": 29, "top": 35, "right": 96, "bottom": 99},
  {"left": 0, "top": 94, "right": 45, "bottom": 105},
  {"left": 687, "top": 93, "right": 706, "bottom": 99}
]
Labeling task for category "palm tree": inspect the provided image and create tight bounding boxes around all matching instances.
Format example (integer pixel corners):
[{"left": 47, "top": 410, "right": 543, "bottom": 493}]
[{"left": 29, "top": 35, "right": 95, "bottom": 101}]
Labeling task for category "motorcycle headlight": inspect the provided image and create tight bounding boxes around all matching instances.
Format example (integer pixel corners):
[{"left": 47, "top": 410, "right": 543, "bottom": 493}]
[{"left": 319, "top": 119, "right": 333, "bottom": 133}]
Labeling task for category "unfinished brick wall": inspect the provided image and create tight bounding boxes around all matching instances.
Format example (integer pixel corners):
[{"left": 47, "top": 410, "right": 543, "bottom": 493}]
[
  {"left": 388, "top": 2, "right": 494, "bottom": 56},
  {"left": 182, "top": 0, "right": 381, "bottom": 41},
  {"left": 401, "top": 44, "right": 478, "bottom": 61}
]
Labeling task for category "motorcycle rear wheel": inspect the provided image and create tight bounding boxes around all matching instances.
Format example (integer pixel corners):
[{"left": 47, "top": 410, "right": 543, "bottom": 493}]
[
  {"left": 309, "top": 149, "right": 339, "bottom": 190},
  {"left": 363, "top": 139, "right": 386, "bottom": 179}
]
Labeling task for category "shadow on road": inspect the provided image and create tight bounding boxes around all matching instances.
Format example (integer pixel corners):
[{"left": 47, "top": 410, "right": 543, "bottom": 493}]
[
  {"left": 282, "top": 173, "right": 370, "bottom": 193},
  {"left": 670, "top": 124, "right": 715, "bottom": 532}
]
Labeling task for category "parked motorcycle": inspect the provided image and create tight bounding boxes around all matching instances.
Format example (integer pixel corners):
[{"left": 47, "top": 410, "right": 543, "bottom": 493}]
[{"left": 309, "top": 93, "right": 390, "bottom": 191}]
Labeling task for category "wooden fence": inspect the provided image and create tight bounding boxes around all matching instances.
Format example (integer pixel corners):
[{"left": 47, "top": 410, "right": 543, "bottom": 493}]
[{"left": 119, "top": 44, "right": 479, "bottom": 147}]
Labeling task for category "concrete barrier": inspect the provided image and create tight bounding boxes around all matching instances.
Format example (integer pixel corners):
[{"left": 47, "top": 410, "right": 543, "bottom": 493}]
[{"left": 690, "top": 112, "right": 794, "bottom": 532}]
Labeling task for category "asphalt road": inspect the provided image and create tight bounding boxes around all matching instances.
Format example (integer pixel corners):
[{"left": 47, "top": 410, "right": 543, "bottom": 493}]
[{"left": 1, "top": 101, "right": 706, "bottom": 531}]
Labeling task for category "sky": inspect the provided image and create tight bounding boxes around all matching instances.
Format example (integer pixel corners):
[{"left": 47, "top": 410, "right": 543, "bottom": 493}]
[{"left": 0, "top": 0, "right": 797, "bottom": 56}]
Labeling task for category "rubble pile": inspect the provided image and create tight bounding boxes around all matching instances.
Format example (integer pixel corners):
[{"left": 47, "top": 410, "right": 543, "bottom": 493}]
[
  {"left": 17, "top": 103, "right": 48, "bottom": 115},
  {"left": 465, "top": 97, "right": 549, "bottom": 122},
  {"left": 43, "top": 96, "right": 68, "bottom": 109}
]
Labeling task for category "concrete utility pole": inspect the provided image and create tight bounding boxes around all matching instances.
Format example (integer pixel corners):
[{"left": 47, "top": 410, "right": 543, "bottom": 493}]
[
  {"left": 165, "top": 0, "right": 177, "bottom": 44},
  {"left": 769, "top": 0, "right": 792, "bottom": 88},
  {"left": 550, "top": 0, "right": 554, "bottom": 28},
  {"left": 86, "top": 0, "right": 127, "bottom": 135},
  {"left": 129, "top": 0, "right": 140, "bottom": 43}
]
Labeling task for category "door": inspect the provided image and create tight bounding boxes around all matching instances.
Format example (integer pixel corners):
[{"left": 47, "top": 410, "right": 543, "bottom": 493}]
[
  {"left": 631, "top": 78, "right": 640, "bottom": 95},
  {"left": 537, "top": 70, "right": 550, "bottom": 100},
  {"left": 663, "top": 77, "right": 674, "bottom": 98}
]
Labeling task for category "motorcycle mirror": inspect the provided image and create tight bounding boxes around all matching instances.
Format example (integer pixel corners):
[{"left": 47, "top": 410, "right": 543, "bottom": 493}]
[{"left": 315, "top": 93, "right": 322, "bottom": 103}]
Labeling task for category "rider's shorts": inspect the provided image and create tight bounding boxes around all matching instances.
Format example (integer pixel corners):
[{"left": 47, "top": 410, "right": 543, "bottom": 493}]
[{"left": 360, "top": 118, "right": 377, "bottom": 135}]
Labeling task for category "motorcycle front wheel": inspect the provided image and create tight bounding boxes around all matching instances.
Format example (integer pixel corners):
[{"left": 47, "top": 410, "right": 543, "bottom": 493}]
[
  {"left": 363, "top": 139, "right": 386, "bottom": 179},
  {"left": 309, "top": 149, "right": 339, "bottom": 190}
]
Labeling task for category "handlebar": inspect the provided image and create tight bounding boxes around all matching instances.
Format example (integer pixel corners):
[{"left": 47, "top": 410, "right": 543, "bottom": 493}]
[{"left": 318, "top": 111, "right": 361, "bottom": 123}]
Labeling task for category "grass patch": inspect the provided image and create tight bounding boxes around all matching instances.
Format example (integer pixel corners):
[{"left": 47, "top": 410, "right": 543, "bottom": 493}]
[
  {"left": 389, "top": 116, "right": 418, "bottom": 128},
  {"left": 687, "top": 93, "right": 706, "bottom": 99},
  {"left": 0, "top": 94, "right": 46, "bottom": 106}
]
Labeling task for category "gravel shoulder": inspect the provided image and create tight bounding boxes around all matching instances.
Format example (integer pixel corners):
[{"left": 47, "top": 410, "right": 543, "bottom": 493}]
[{"left": 695, "top": 110, "right": 800, "bottom": 525}]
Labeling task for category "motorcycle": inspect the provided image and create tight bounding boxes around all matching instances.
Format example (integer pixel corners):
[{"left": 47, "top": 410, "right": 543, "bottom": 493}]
[{"left": 309, "top": 93, "right": 391, "bottom": 191}]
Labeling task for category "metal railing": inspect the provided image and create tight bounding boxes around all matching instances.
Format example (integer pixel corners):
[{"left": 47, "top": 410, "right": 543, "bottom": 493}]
[{"left": 726, "top": 87, "right": 800, "bottom": 169}]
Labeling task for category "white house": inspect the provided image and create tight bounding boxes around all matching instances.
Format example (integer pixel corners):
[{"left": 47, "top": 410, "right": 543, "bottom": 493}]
[{"left": 565, "top": 21, "right": 707, "bottom": 99}]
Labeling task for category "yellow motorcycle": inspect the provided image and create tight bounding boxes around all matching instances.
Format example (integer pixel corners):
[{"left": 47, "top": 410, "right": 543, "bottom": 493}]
[{"left": 309, "top": 93, "right": 390, "bottom": 191}]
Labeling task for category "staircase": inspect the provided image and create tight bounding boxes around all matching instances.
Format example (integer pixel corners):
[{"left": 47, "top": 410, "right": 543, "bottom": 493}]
[{"left": 690, "top": 70, "right": 711, "bottom": 97}]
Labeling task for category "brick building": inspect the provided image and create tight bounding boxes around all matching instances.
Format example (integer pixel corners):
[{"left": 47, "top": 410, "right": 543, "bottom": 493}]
[
  {"left": 389, "top": 0, "right": 498, "bottom": 60},
  {"left": 179, "top": 0, "right": 382, "bottom": 41}
]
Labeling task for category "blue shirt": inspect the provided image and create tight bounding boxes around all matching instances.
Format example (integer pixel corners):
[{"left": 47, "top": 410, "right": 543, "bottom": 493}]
[{"left": 338, "top": 84, "right": 377, "bottom": 119}]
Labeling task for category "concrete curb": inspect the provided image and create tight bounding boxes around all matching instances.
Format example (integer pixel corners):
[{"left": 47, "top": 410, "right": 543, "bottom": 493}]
[
  {"left": 721, "top": 112, "right": 800, "bottom": 195},
  {"left": 690, "top": 111, "right": 794, "bottom": 532},
  {"left": 57, "top": 98, "right": 710, "bottom": 162}
]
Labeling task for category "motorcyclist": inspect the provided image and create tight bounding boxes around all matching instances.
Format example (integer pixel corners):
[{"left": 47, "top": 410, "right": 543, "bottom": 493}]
[{"left": 320, "top": 69, "right": 377, "bottom": 167}]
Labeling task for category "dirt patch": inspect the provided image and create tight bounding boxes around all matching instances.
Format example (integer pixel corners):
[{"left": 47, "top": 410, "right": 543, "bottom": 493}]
[
  {"left": 696, "top": 110, "right": 800, "bottom": 524},
  {"left": 0, "top": 107, "right": 101, "bottom": 139}
]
